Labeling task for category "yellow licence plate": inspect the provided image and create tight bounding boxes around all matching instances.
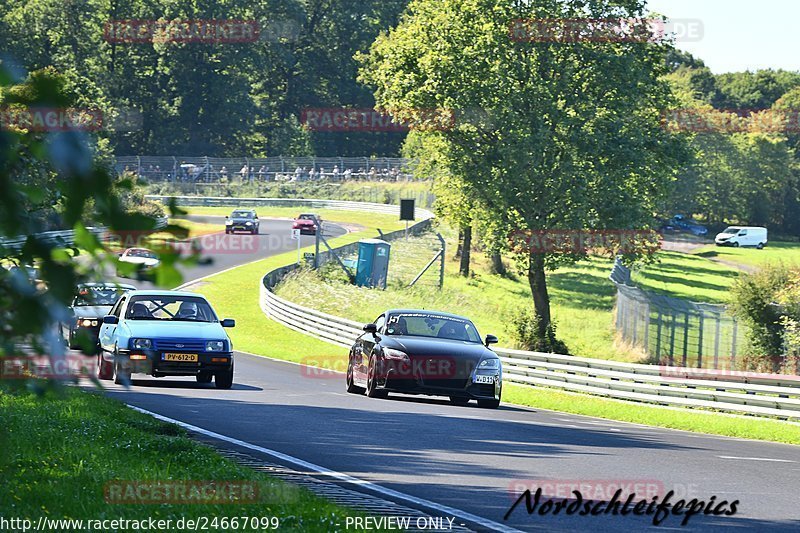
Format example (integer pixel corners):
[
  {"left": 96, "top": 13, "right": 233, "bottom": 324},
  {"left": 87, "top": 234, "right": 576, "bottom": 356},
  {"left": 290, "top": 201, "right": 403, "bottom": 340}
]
[{"left": 163, "top": 353, "right": 198, "bottom": 362}]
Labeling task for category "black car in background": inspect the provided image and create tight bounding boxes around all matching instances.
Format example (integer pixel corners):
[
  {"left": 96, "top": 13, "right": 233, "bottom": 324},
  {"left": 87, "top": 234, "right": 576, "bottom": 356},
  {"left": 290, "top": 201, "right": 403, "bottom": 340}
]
[
  {"left": 61, "top": 282, "right": 136, "bottom": 352},
  {"left": 225, "top": 209, "right": 260, "bottom": 234},
  {"left": 347, "top": 309, "right": 502, "bottom": 408}
]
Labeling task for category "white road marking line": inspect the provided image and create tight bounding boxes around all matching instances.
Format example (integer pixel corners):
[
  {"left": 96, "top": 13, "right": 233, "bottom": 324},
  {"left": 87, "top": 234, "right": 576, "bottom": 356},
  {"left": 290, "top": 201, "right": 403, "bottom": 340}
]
[
  {"left": 128, "top": 405, "right": 522, "bottom": 533},
  {"left": 717, "top": 455, "right": 796, "bottom": 463}
]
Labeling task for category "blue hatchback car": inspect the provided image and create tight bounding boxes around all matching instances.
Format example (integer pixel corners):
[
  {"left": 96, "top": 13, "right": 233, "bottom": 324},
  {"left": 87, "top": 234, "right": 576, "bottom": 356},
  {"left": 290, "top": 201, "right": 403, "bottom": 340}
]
[{"left": 97, "top": 290, "right": 236, "bottom": 388}]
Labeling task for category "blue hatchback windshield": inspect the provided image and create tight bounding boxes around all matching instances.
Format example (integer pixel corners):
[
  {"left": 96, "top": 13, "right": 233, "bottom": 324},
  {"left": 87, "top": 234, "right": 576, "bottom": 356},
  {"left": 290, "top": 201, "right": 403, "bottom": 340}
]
[{"left": 126, "top": 296, "right": 218, "bottom": 322}]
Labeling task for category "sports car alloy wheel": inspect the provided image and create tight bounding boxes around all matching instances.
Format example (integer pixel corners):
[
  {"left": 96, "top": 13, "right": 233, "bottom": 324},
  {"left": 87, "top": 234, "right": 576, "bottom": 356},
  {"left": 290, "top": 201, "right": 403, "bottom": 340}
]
[
  {"left": 366, "top": 355, "right": 387, "bottom": 398},
  {"left": 346, "top": 361, "right": 365, "bottom": 394}
]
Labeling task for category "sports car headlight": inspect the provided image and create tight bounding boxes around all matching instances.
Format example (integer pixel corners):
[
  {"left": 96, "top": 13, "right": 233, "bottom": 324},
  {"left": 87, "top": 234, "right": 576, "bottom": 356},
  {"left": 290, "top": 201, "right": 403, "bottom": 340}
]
[
  {"left": 226, "top": 220, "right": 233, "bottom": 225},
  {"left": 383, "top": 348, "right": 408, "bottom": 361},
  {"left": 131, "top": 338, "right": 152, "bottom": 350},
  {"left": 206, "top": 341, "right": 225, "bottom": 352},
  {"left": 478, "top": 358, "right": 500, "bottom": 369},
  {"left": 77, "top": 318, "right": 99, "bottom": 327},
  {"left": 245, "top": 221, "right": 253, "bottom": 226}
]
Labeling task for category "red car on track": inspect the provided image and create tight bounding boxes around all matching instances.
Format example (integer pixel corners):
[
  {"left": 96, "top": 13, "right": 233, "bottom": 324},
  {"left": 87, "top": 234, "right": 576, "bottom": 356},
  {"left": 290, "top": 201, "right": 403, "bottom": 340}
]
[{"left": 293, "top": 213, "right": 322, "bottom": 235}]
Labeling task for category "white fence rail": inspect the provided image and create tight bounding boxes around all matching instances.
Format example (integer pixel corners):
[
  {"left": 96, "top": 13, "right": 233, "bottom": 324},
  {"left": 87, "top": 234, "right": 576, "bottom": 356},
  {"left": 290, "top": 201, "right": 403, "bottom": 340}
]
[
  {"left": 1, "top": 218, "right": 168, "bottom": 252},
  {"left": 145, "top": 195, "right": 434, "bottom": 220}
]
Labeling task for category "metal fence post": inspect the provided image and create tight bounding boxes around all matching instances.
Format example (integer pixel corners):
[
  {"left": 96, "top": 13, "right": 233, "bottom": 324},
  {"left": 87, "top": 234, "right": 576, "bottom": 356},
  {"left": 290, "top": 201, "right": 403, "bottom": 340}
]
[
  {"left": 655, "top": 309, "right": 662, "bottom": 360},
  {"left": 437, "top": 232, "right": 445, "bottom": 289},
  {"left": 697, "top": 313, "right": 704, "bottom": 368},
  {"left": 714, "top": 314, "right": 721, "bottom": 370},
  {"left": 669, "top": 312, "right": 677, "bottom": 366},
  {"left": 682, "top": 313, "right": 690, "bottom": 367}
]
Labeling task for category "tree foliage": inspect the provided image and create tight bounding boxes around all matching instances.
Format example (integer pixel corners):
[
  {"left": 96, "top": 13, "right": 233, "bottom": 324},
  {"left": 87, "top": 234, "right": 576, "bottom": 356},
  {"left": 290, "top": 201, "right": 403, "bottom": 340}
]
[
  {"left": 0, "top": 0, "right": 410, "bottom": 156},
  {"left": 0, "top": 62, "right": 194, "bottom": 376},
  {"left": 360, "top": 0, "right": 686, "bottom": 340}
]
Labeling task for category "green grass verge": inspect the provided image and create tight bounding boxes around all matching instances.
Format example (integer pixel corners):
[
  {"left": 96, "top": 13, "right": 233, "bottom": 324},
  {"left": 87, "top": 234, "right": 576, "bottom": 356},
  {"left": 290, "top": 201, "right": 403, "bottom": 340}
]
[
  {"left": 187, "top": 215, "right": 406, "bottom": 361},
  {"left": 693, "top": 241, "right": 800, "bottom": 270},
  {"left": 503, "top": 383, "right": 800, "bottom": 445},
  {"left": 0, "top": 384, "right": 376, "bottom": 531},
  {"left": 631, "top": 251, "right": 740, "bottom": 304}
]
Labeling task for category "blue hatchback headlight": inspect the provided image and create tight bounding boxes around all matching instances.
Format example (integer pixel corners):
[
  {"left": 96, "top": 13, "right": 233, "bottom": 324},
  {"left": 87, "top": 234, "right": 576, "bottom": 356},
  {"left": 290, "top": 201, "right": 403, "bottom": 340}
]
[
  {"left": 206, "top": 341, "right": 225, "bottom": 352},
  {"left": 131, "top": 338, "right": 152, "bottom": 350}
]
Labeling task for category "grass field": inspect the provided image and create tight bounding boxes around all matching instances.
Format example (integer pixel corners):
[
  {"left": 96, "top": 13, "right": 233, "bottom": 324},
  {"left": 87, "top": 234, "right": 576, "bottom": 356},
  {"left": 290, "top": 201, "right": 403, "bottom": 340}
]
[
  {"left": 186, "top": 214, "right": 404, "bottom": 361},
  {"left": 693, "top": 241, "right": 800, "bottom": 270},
  {"left": 0, "top": 384, "right": 374, "bottom": 531},
  {"left": 503, "top": 384, "right": 800, "bottom": 445},
  {"left": 631, "top": 251, "right": 740, "bottom": 304},
  {"left": 273, "top": 233, "right": 749, "bottom": 361}
]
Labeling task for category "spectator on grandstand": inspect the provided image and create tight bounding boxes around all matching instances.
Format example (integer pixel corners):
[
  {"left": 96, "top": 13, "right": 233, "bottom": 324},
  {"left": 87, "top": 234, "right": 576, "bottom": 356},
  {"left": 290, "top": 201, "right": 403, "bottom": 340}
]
[
  {"left": 332, "top": 165, "right": 340, "bottom": 180},
  {"left": 258, "top": 165, "right": 267, "bottom": 181},
  {"left": 343, "top": 168, "right": 352, "bottom": 180},
  {"left": 239, "top": 165, "right": 248, "bottom": 182},
  {"left": 220, "top": 166, "right": 228, "bottom": 181}
]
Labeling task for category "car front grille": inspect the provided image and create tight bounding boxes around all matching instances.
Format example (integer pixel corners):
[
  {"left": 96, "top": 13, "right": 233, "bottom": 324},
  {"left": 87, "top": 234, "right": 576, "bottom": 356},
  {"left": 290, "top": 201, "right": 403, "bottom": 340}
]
[
  {"left": 421, "top": 378, "right": 468, "bottom": 389},
  {"left": 471, "top": 383, "right": 496, "bottom": 397},
  {"left": 153, "top": 339, "right": 206, "bottom": 351}
]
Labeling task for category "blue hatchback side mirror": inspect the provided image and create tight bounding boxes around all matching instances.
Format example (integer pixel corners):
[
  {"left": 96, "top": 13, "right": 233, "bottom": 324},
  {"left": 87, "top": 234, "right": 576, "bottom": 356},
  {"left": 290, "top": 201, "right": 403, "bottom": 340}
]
[
  {"left": 103, "top": 315, "right": 119, "bottom": 325},
  {"left": 221, "top": 319, "right": 235, "bottom": 328}
]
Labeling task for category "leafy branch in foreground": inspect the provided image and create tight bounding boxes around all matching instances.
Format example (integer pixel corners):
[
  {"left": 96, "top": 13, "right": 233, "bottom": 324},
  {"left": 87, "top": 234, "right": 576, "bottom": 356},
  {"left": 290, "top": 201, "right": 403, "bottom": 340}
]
[{"left": 0, "top": 63, "right": 201, "bottom": 385}]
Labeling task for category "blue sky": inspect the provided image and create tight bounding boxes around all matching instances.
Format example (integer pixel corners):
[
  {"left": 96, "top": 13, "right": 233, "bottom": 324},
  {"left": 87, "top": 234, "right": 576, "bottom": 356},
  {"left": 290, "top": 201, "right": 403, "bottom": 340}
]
[{"left": 645, "top": 0, "right": 799, "bottom": 73}]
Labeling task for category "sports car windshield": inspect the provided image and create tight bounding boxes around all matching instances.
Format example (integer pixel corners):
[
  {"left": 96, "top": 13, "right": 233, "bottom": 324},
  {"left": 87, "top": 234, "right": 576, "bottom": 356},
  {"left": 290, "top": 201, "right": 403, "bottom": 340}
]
[
  {"left": 126, "top": 249, "right": 157, "bottom": 259},
  {"left": 74, "top": 286, "right": 128, "bottom": 306},
  {"left": 125, "top": 296, "right": 218, "bottom": 322},
  {"left": 385, "top": 313, "right": 481, "bottom": 343},
  {"left": 232, "top": 211, "right": 254, "bottom": 218}
]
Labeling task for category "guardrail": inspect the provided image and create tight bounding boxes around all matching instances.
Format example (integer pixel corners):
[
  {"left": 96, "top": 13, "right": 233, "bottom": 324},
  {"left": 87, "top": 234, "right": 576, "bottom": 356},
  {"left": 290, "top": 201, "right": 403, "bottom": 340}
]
[
  {"left": 261, "top": 286, "right": 800, "bottom": 419},
  {"left": 255, "top": 203, "right": 800, "bottom": 420},
  {"left": 145, "top": 195, "right": 434, "bottom": 220},
  {"left": 1, "top": 218, "right": 169, "bottom": 252}
]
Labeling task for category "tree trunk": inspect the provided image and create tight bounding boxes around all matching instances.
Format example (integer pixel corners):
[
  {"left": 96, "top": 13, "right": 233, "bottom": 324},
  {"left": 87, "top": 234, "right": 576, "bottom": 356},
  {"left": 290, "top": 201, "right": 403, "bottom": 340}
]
[
  {"left": 490, "top": 251, "right": 506, "bottom": 276},
  {"left": 459, "top": 225, "right": 472, "bottom": 277},
  {"left": 455, "top": 229, "right": 463, "bottom": 259},
  {"left": 527, "top": 251, "right": 551, "bottom": 336}
]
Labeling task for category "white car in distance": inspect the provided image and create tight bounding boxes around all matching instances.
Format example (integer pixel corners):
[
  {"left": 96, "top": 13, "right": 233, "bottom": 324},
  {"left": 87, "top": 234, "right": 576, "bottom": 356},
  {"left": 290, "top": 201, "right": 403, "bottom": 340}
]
[{"left": 116, "top": 247, "right": 160, "bottom": 277}]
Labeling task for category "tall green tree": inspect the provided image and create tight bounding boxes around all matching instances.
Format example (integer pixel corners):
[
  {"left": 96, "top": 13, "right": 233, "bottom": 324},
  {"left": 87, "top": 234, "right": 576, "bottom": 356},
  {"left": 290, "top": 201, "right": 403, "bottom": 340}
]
[{"left": 360, "top": 0, "right": 685, "bottom": 341}]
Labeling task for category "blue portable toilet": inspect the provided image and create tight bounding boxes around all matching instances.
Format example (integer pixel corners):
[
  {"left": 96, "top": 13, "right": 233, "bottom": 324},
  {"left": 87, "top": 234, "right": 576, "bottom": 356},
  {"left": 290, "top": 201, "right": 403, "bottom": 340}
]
[{"left": 355, "top": 239, "right": 391, "bottom": 289}]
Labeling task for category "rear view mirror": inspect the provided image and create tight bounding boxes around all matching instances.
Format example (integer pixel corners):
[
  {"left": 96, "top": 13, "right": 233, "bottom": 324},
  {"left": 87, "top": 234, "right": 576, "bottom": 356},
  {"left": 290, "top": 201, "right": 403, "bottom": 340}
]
[
  {"left": 363, "top": 323, "right": 377, "bottom": 333},
  {"left": 221, "top": 319, "right": 235, "bottom": 328}
]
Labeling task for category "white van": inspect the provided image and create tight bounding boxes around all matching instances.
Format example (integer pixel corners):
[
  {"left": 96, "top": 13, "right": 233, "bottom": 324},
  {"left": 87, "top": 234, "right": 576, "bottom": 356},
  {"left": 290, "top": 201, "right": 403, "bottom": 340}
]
[{"left": 715, "top": 226, "right": 768, "bottom": 249}]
